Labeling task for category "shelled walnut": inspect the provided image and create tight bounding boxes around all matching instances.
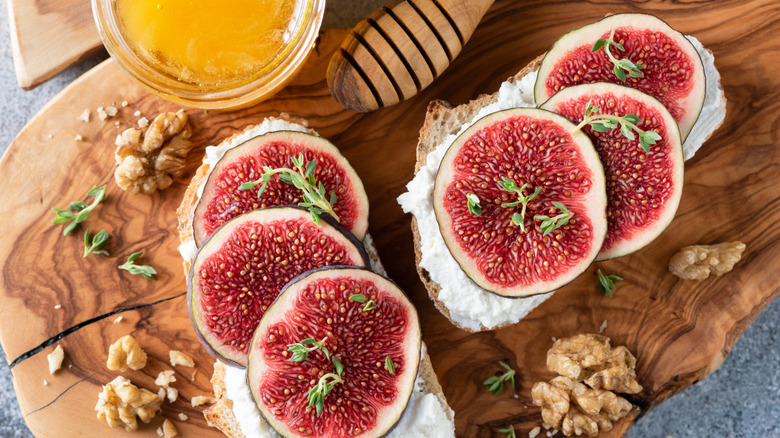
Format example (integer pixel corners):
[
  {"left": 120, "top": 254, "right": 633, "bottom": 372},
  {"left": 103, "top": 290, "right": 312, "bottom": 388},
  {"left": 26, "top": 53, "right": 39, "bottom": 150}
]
[
  {"left": 669, "top": 241, "right": 746, "bottom": 280},
  {"left": 533, "top": 334, "right": 640, "bottom": 436},
  {"left": 547, "top": 334, "right": 641, "bottom": 394},
  {"left": 114, "top": 110, "right": 193, "bottom": 195},
  {"left": 95, "top": 376, "right": 163, "bottom": 431},
  {"left": 107, "top": 335, "right": 147, "bottom": 371}
]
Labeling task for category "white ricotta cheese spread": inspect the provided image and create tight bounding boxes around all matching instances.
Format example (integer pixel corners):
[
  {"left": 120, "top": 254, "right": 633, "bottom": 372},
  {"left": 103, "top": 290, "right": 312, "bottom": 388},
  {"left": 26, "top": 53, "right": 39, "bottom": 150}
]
[
  {"left": 397, "top": 36, "right": 725, "bottom": 331},
  {"left": 223, "top": 343, "right": 455, "bottom": 438}
]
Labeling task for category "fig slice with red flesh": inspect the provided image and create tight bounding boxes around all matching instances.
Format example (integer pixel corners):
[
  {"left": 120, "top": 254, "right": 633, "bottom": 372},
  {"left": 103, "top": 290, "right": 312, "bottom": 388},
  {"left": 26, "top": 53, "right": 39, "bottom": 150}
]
[
  {"left": 193, "top": 130, "right": 369, "bottom": 246},
  {"left": 534, "top": 13, "right": 706, "bottom": 141},
  {"left": 248, "top": 267, "right": 421, "bottom": 438},
  {"left": 433, "top": 108, "right": 607, "bottom": 297},
  {"left": 188, "top": 206, "right": 370, "bottom": 367},
  {"left": 541, "top": 82, "right": 684, "bottom": 261}
]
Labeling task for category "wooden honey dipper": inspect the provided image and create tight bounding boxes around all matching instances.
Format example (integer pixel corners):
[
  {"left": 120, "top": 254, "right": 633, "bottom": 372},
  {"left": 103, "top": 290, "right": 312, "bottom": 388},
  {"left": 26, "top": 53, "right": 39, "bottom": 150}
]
[{"left": 327, "top": 0, "right": 495, "bottom": 112}]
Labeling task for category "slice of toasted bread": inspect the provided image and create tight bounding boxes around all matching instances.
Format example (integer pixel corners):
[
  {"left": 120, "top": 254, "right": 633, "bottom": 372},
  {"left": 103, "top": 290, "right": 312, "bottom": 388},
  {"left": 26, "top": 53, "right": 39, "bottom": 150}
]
[{"left": 409, "top": 55, "right": 544, "bottom": 332}]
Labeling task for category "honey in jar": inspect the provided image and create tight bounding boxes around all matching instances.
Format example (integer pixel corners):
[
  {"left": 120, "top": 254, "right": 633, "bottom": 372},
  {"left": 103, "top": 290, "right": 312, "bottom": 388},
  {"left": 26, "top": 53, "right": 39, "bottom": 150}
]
[{"left": 115, "top": 0, "right": 299, "bottom": 87}]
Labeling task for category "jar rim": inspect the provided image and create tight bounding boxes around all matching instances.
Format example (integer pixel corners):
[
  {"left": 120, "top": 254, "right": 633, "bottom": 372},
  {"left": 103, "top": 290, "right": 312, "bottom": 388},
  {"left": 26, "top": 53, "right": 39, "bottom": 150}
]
[{"left": 91, "top": 0, "right": 325, "bottom": 109}]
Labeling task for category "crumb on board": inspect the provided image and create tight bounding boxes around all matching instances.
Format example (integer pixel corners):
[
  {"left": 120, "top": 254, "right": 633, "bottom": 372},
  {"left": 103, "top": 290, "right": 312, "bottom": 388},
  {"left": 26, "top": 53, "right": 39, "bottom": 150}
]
[
  {"left": 79, "top": 109, "right": 90, "bottom": 122},
  {"left": 122, "top": 101, "right": 129, "bottom": 107},
  {"left": 138, "top": 117, "right": 149, "bottom": 128},
  {"left": 178, "top": 413, "right": 188, "bottom": 421},
  {"left": 54, "top": 304, "right": 61, "bottom": 309},
  {"left": 47, "top": 345, "right": 65, "bottom": 374},
  {"left": 134, "top": 110, "right": 141, "bottom": 117},
  {"left": 114, "top": 316, "right": 123, "bottom": 323},
  {"left": 75, "top": 134, "right": 83, "bottom": 141}
]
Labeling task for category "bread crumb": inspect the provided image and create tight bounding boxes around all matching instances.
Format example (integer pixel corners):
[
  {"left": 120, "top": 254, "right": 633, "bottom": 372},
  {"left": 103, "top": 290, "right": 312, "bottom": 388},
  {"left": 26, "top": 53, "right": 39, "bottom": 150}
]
[
  {"left": 157, "top": 427, "right": 164, "bottom": 437},
  {"left": 115, "top": 121, "right": 120, "bottom": 127},
  {"left": 43, "top": 379, "right": 48, "bottom": 386},
  {"left": 599, "top": 320, "right": 608, "bottom": 334},
  {"left": 134, "top": 110, "right": 142, "bottom": 117},
  {"left": 162, "top": 419, "right": 178, "bottom": 438},
  {"left": 106, "top": 106, "right": 118, "bottom": 117},
  {"left": 74, "top": 134, "right": 83, "bottom": 141},
  {"left": 47, "top": 345, "right": 65, "bottom": 374},
  {"left": 47, "top": 133, "right": 53, "bottom": 139},
  {"left": 178, "top": 413, "right": 188, "bottom": 421},
  {"left": 114, "top": 316, "right": 123, "bottom": 323},
  {"left": 166, "top": 386, "right": 178, "bottom": 403},
  {"left": 121, "top": 101, "right": 129, "bottom": 107},
  {"left": 79, "top": 110, "right": 90, "bottom": 122},
  {"left": 97, "top": 107, "right": 108, "bottom": 120},
  {"left": 54, "top": 304, "right": 61, "bottom": 309},
  {"left": 529, "top": 426, "right": 541, "bottom": 438},
  {"left": 155, "top": 370, "right": 177, "bottom": 387},
  {"left": 170, "top": 350, "right": 195, "bottom": 368},
  {"left": 191, "top": 395, "right": 216, "bottom": 407},
  {"left": 137, "top": 117, "right": 149, "bottom": 128}
]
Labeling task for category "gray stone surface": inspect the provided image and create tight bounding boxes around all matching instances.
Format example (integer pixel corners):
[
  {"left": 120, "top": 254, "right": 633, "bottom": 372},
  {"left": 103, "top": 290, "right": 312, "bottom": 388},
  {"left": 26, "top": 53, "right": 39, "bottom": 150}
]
[{"left": 0, "top": 1, "right": 777, "bottom": 437}]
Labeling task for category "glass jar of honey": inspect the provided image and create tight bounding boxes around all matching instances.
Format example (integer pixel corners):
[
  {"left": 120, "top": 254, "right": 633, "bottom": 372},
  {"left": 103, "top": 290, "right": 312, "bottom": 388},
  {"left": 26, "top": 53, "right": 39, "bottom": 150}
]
[{"left": 92, "top": 0, "right": 325, "bottom": 109}]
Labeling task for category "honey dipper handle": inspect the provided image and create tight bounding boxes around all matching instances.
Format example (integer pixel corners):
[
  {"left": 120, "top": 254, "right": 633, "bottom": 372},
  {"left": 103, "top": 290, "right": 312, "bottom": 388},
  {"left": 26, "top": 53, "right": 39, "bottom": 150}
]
[{"left": 327, "top": 0, "right": 495, "bottom": 112}]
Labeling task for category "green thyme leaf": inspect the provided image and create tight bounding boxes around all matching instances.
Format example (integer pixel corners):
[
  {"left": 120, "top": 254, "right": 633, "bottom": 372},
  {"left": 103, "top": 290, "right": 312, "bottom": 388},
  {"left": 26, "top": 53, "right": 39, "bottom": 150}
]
[
  {"left": 118, "top": 251, "right": 156, "bottom": 280},
  {"left": 307, "top": 355, "right": 345, "bottom": 415},
  {"left": 466, "top": 193, "right": 482, "bottom": 216},
  {"left": 385, "top": 356, "right": 395, "bottom": 374},
  {"left": 498, "top": 178, "right": 542, "bottom": 232},
  {"left": 83, "top": 229, "right": 110, "bottom": 258},
  {"left": 484, "top": 360, "right": 517, "bottom": 395},
  {"left": 349, "top": 294, "right": 367, "bottom": 303},
  {"left": 52, "top": 185, "right": 106, "bottom": 236},
  {"left": 597, "top": 269, "right": 623, "bottom": 297},
  {"left": 498, "top": 427, "right": 517, "bottom": 438},
  {"left": 592, "top": 29, "right": 644, "bottom": 82},
  {"left": 534, "top": 201, "right": 574, "bottom": 236},
  {"left": 287, "top": 337, "right": 330, "bottom": 362}
]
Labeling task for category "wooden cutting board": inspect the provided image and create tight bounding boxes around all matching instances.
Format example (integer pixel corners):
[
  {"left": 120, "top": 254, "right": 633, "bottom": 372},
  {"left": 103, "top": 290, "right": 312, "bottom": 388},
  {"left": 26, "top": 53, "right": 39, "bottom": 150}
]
[
  {"left": 7, "top": 0, "right": 103, "bottom": 90},
  {"left": 2, "top": 1, "right": 778, "bottom": 437}
]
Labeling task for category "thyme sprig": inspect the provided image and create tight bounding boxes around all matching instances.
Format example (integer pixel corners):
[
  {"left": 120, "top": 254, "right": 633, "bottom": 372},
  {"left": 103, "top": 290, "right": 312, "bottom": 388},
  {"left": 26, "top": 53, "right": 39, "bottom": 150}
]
[
  {"left": 498, "top": 177, "right": 541, "bottom": 231},
  {"left": 534, "top": 202, "right": 574, "bottom": 236},
  {"left": 572, "top": 99, "right": 662, "bottom": 152},
  {"left": 466, "top": 193, "right": 482, "bottom": 216},
  {"left": 238, "top": 153, "right": 339, "bottom": 225},
  {"left": 597, "top": 269, "right": 623, "bottom": 297},
  {"left": 349, "top": 294, "right": 378, "bottom": 312},
  {"left": 484, "top": 361, "right": 517, "bottom": 395},
  {"left": 308, "top": 356, "right": 344, "bottom": 415},
  {"left": 498, "top": 427, "right": 517, "bottom": 438},
  {"left": 287, "top": 337, "right": 330, "bottom": 362},
  {"left": 83, "top": 229, "right": 110, "bottom": 258},
  {"left": 118, "top": 251, "right": 156, "bottom": 280},
  {"left": 52, "top": 185, "right": 106, "bottom": 235},
  {"left": 592, "top": 29, "right": 645, "bottom": 82}
]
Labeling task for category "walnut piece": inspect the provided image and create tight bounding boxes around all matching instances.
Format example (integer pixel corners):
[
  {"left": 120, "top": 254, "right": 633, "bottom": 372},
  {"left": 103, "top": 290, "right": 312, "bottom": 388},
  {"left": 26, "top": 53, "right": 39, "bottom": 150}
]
[
  {"left": 107, "top": 335, "right": 147, "bottom": 371},
  {"left": 170, "top": 350, "right": 195, "bottom": 367},
  {"left": 155, "top": 370, "right": 177, "bottom": 387},
  {"left": 95, "top": 376, "right": 163, "bottom": 431},
  {"left": 533, "top": 334, "right": 641, "bottom": 436},
  {"left": 114, "top": 110, "right": 193, "bottom": 195},
  {"left": 669, "top": 241, "right": 746, "bottom": 280},
  {"left": 191, "top": 395, "right": 217, "bottom": 407},
  {"left": 547, "top": 334, "right": 641, "bottom": 394},
  {"left": 47, "top": 345, "right": 65, "bottom": 374},
  {"left": 162, "top": 419, "right": 178, "bottom": 438}
]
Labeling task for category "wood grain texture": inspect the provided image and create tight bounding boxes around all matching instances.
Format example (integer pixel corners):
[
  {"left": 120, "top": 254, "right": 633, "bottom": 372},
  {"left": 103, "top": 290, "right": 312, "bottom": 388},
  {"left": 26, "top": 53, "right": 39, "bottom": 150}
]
[
  {"left": 7, "top": 0, "right": 103, "bottom": 89},
  {"left": 1, "top": 1, "right": 779, "bottom": 437},
  {"left": 327, "top": 0, "right": 495, "bottom": 112}
]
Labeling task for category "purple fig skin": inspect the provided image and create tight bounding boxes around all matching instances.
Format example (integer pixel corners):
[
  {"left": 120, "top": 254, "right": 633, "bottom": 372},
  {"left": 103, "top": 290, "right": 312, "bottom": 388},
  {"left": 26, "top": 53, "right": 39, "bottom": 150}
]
[
  {"left": 187, "top": 205, "right": 371, "bottom": 368},
  {"left": 246, "top": 266, "right": 421, "bottom": 437}
]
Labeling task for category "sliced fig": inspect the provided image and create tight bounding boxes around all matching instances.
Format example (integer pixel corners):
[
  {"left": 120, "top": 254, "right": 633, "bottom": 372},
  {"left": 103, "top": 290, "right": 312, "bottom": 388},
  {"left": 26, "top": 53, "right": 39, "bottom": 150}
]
[
  {"left": 541, "top": 82, "right": 684, "bottom": 261},
  {"left": 193, "top": 131, "right": 369, "bottom": 246},
  {"left": 188, "top": 206, "right": 370, "bottom": 367},
  {"left": 433, "top": 108, "right": 607, "bottom": 297},
  {"left": 534, "top": 13, "right": 706, "bottom": 140},
  {"left": 248, "top": 267, "right": 421, "bottom": 438}
]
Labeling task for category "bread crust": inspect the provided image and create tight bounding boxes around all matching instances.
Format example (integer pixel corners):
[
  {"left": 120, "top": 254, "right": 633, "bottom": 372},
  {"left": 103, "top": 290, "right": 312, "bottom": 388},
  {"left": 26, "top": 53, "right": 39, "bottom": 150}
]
[{"left": 410, "top": 55, "right": 544, "bottom": 333}]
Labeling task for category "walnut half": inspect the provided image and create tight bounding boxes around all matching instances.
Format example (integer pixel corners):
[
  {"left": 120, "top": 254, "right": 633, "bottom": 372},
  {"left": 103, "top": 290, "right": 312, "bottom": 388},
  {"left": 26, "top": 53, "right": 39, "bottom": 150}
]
[
  {"left": 669, "top": 241, "right": 746, "bottom": 280},
  {"left": 114, "top": 110, "right": 193, "bottom": 195},
  {"left": 107, "top": 335, "right": 147, "bottom": 372},
  {"left": 95, "top": 376, "right": 163, "bottom": 431}
]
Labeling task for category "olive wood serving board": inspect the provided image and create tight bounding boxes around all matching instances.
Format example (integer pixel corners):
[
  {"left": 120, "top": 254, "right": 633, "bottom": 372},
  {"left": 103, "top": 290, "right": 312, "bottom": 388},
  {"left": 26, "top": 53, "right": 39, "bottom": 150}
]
[
  {"left": 7, "top": 0, "right": 103, "bottom": 90},
  {"left": 1, "top": 1, "right": 779, "bottom": 436}
]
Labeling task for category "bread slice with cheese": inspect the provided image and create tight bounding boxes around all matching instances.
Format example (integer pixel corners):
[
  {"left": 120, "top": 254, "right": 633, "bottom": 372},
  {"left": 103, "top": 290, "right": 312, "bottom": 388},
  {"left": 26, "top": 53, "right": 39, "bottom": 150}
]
[
  {"left": 177, "top": 119, "right": 456, "bottom": 438},
  {"left": 399, "top": 33, "right": 725, "bottom": 332}
]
